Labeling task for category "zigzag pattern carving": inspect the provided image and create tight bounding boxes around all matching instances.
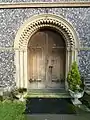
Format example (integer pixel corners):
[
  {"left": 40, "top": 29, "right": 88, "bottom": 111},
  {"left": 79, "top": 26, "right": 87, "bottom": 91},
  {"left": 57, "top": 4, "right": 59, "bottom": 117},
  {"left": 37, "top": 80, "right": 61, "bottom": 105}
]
[{"left": 18, "top": 18, "right": 75, "bottom": 50}]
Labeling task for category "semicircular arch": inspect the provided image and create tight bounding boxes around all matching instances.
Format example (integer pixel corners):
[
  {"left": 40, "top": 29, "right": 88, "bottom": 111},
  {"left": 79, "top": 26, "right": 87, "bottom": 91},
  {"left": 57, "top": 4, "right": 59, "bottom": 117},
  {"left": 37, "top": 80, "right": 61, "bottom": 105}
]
[
  {"left": 14, "top": 14, "right": 79, "bottom": 51},
  {"left": 14, "top": 14, "right": 79, "bottom": 89}
]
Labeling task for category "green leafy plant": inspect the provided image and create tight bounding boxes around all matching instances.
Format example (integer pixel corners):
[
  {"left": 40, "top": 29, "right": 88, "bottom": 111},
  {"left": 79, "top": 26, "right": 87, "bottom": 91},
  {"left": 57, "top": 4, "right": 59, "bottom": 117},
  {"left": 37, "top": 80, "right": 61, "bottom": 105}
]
[
  {"left": 67, "top": 61, "right": 82, "bottom": 92},
  {"left": 0, "top": 100, "right": 26, "bottom": 120}
]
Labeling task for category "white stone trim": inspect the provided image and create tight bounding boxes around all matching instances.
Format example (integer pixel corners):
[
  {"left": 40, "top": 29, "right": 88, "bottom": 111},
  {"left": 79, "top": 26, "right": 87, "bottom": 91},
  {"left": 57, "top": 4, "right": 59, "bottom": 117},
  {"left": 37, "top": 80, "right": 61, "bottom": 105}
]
[
  {"left": 0, "top": 2, "right": 90, "bottom": 8},
  {"left": 14, "top": 14, "right": 79, "bottom": 89}
]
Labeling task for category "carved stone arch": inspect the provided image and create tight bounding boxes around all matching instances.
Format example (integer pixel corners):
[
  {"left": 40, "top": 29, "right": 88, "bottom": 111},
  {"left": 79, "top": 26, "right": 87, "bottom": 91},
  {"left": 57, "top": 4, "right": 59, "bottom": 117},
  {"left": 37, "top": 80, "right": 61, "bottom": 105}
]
[{"left": 14, "top": 14, "right": 79, "bottom": 89}]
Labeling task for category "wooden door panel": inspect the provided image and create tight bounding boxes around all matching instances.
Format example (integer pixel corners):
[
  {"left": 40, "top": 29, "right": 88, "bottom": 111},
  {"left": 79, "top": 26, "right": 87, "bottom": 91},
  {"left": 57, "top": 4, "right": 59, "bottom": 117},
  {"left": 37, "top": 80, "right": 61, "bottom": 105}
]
[
  {"left": 28, "top": 29, "right": 65, "bottom": 89},
  {"left": 51, "top": 48, "right": 61, "bottom": 81},
  {"left": 46, "top": 30, "right": 65, "bottom": 88},
  {"left": 28, "top": 31, "right": 46, "bottom": 88},
  {"left": 29, "top": 47, "right": 46, "bottom": 88}
]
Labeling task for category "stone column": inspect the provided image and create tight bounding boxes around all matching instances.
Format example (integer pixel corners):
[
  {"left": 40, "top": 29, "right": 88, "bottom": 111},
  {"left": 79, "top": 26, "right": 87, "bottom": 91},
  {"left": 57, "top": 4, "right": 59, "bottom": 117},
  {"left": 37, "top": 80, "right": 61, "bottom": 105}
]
[
  {"left": 75, "top": 48, "right": 78, "bottom": 62},
  {"left": 71, "top": 50, "right": 74, "bottom": 63},
  {"left": 20, "top": 50, "right": 24, "bottom": 88},
  {"left": 24, "top": 50, "right": 28, "bottom": 88},
  {"left": 71, "top": 47, "right": 76, "bottom": 64},
  {"left": 15, "top": 50, "right": 20, "bottom": 88},
  {"left": 65, "top": 48, "right": 70, "bottom": 90}
]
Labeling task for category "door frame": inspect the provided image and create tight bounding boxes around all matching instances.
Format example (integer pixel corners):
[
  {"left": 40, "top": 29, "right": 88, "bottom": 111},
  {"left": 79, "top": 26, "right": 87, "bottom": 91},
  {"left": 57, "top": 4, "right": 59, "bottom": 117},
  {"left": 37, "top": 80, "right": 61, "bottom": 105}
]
[{"left": 14, "top": 14, "right": 79, "bottom": 90}]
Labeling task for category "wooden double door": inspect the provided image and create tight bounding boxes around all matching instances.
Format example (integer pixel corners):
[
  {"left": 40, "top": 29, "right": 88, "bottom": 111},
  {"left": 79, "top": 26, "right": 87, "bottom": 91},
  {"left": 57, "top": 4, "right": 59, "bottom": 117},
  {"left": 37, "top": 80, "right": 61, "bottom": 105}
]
[{"left": 28, "top": 29, "right": 65, "bottom": 89}]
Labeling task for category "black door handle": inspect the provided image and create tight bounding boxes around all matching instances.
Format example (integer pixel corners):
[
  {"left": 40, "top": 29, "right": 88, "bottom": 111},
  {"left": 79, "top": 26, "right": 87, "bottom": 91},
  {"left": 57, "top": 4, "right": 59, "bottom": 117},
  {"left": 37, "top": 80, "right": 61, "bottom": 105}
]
[{"left": 49, "top": 66, "right": 53, "bottom": 69}]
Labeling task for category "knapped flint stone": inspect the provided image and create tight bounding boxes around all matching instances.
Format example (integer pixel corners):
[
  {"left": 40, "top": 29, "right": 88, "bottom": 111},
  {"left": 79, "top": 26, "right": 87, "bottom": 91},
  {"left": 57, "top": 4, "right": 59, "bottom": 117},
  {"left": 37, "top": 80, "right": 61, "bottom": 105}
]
[{"left": 0, "top": 7, "right": 90, "bottom": 87}]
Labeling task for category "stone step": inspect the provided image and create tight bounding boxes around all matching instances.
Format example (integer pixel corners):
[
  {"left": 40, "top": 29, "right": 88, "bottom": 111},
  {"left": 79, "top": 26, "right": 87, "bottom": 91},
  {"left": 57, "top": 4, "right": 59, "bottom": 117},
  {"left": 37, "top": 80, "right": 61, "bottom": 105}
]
[
  {"left": 86, "top": 85, "right": 90, "bottom": 88},
  {"left": 85, "top": 85, "right": 90, "bottom": 92},
  {"left": 85, "top": 79, "right": 90, "bottom": 81},
  {"left": 27, "top": 89, "right": 71, "bottom": 98},
  {"left": 85, "top": 81, "right": 90, "bottom": 84},
  {"left": 85, "top": 79, "right": 90, "bottom": 88},
  {"left": 28, "top": 88, "right": 65, "bottom": 93},
  {"left": 85, "top": 79, "right": 90, "bottom": 82},
  {"left": 26, "top": 93, "right": 71, "bottom": 98}
]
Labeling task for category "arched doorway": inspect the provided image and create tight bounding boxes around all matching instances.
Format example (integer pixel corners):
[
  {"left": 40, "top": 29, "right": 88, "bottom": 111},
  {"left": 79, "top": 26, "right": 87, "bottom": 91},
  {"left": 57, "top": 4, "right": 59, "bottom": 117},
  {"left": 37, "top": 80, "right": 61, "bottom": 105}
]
[
  {"left": 14, "top": 14, "right": 79, "bottom": 89},
  {"left": 28, "top": 28, "right": 66, "bottom": 89}
]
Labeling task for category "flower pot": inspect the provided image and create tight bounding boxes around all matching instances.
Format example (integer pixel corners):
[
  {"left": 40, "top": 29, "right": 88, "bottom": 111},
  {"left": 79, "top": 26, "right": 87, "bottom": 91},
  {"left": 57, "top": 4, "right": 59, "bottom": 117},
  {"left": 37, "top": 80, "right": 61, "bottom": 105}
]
[{"left": 69, "top": 90, "right": 84, "bottom": 105}]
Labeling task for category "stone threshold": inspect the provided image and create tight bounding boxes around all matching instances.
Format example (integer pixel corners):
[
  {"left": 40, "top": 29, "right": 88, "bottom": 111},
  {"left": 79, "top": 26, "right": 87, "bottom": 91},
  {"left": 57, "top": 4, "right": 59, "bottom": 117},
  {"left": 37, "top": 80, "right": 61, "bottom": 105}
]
[{"left": 26, "top": 89, "right": 71, "bottom": 98}]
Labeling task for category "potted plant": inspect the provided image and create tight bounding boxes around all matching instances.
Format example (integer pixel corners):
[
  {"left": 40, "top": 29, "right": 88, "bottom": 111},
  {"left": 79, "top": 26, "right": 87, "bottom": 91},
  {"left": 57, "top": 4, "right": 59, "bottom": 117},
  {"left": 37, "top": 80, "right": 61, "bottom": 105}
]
[{"left": 67, "top": 61, "right": 84, "bottom": 105}]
